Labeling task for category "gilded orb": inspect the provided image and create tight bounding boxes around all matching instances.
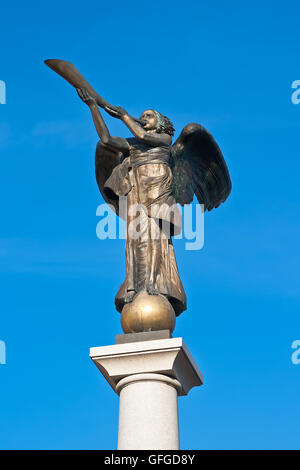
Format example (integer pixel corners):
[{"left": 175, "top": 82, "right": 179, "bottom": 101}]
[{"left": 121, "top": 292, "right": 176, "bottom": 334}]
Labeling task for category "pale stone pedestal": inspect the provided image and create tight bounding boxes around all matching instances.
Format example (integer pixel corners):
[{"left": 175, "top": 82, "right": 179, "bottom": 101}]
[{"left": 89, "top": 337, "right": 203, "bottom": 450}]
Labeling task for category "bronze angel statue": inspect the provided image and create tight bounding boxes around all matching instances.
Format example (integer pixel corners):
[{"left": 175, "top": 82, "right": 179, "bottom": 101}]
[{"left": 45, "top": 59, "right": 232, "bottom": 333}]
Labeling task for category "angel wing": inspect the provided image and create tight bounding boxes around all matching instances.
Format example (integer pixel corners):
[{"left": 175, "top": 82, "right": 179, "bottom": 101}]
[
  {"left": 95, "top": 141, "right": 123, "bottom": 216},
  {"left": 170, "top": 123, "right": 232, "bottom": 211}
]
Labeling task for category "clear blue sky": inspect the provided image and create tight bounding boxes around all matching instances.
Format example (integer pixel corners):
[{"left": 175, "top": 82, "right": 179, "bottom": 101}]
[{"left": 0, "top": 0, "right": 299, "bottom": 450}]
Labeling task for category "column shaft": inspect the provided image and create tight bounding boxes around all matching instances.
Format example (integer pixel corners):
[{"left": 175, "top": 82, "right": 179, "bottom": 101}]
[{"left": 117, "top": 373, "right": 181, "bottom": 450}]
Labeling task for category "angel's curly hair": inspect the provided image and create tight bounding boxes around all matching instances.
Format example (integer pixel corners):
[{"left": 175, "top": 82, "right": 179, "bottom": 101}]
[{"left": 152, "top": 110, "right": 175, "bottom": 136}]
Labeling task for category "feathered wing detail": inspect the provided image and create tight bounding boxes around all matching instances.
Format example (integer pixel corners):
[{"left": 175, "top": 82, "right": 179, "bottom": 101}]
[
  {"left": 95, "top": 141, "right": 124, "bottom": 216},
  {"left": 171, "top": 123, "right": 232, "bottom": 211}
]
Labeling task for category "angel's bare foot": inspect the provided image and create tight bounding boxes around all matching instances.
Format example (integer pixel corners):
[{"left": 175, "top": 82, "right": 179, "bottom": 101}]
[
  {"left": 146, "top": 283, "right": 159, "bottom": 296},
  {"left": 124, "top": 291, "right": 136, "bottom": 303}
]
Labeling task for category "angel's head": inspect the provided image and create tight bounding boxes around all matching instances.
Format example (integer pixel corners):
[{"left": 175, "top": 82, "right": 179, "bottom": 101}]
[{"left": 140, "top": 109, "right": 175, "bottom": 136}]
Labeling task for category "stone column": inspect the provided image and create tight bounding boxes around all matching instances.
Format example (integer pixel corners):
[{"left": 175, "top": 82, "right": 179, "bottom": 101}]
[{"left": 90, "top": 336, "right": 203, "bottom": 450}]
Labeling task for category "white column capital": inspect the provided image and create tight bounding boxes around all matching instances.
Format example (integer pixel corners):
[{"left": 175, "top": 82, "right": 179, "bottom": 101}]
[
  {"left": 90, "top": 337, "right": 203, "bottom": 396},
  {"left": 116, "top": 373, "right": 182, "bottom": 395}
]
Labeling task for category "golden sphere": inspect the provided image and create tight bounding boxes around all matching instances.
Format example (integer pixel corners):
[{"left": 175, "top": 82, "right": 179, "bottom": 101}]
[{"left": 121, "top": 292, "right": 176, "bottom": 334}]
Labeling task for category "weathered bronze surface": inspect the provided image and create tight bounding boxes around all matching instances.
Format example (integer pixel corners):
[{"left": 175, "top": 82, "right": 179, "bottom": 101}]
[
  {"left": 115, "top": 329, "right": 172, "bottom": 345},
  {"left": 45, "top": 59, "right": 232, "bottom": 332}
]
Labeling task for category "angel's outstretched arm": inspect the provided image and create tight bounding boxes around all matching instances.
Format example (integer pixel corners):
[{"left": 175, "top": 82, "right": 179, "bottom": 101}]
[
  {"left": 123, "top": 114, "right": 171, "bottom": 146},
  {"left": 105, "top": 105, "right": 171, "bottom": 147},
  {"left": 77, "top": 89, "right": 129, "bottom": 153}
]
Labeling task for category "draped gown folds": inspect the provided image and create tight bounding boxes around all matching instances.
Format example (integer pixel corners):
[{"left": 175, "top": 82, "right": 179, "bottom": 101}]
[{"left": 96, "top": 136, "right": 187, "bottom": 316}]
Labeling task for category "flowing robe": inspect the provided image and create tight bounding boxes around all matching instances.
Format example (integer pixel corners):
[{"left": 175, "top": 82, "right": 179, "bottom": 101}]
[{"left": 103, "top": 137, "right": 187, "bottom": 316}]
